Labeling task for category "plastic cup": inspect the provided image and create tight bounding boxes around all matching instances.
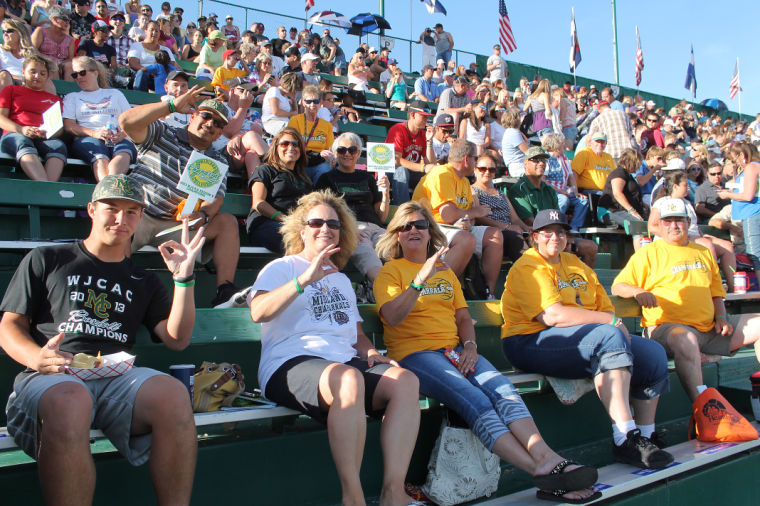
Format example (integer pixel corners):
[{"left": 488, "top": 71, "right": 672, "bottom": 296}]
[{"left": 169, "top": 364, "right": 195, "bottom": 404}]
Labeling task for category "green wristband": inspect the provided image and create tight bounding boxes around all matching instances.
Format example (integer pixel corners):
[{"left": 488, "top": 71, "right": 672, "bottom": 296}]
[
  {"left": 293, "top": 276, "right": 304, "bottom": 294},
  {"left": 167, "top": 98, "right": 176, "bottom": 113},
  {"left": 409, "top": 281, "right": 424, "bottom": 291},
  {"left": 270, "top": 211, "right": 282, "bottom": 220},
  {"left": 611, "top": 315, "right": 618, "bottom": 326},
  {"left": 174, "top": 280, "right": 195, "bottom": 287},
  {"left": 716, "top": 315, "right": 728, "bottom": 321}
]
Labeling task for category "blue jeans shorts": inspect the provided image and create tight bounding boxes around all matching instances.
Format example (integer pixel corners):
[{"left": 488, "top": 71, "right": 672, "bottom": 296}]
[
  {"left": 70, "top": 136, "right": 138, "bottom": 164},
  {"left": 0, "top": 132, "right": 67, "bottom": 163}
]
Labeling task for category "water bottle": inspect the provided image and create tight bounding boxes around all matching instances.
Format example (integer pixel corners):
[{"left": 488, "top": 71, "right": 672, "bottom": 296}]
[
  {"left": 104, "top": 114, "right": 117, "bottom": 147},
  {"left": 751, "top": 372, "right": 760, "bottom": 422}
]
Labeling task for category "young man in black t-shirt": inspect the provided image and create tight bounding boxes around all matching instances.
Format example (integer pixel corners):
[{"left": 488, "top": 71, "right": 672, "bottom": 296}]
[{"left": 0, "top": 175, "right": 204, "bottom": 505}]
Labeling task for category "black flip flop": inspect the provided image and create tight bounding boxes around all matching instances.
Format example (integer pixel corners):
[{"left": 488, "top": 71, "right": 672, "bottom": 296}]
[
  {"left": 532, "top": 460, "right": 598, "bottom": 491},
  {"left": 536, "top": 489, "right": 602, "bottom": 504}
]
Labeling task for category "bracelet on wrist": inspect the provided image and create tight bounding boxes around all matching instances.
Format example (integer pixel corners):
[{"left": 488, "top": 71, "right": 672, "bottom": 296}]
[
  {"left": 463, "top": 339, "right": 477, "bottom": 349},
  {"left": 173, "top": 273, "right": 195, "bottom": 283},
  {"left": 409, "top": 280, "right": 424, "bottom": 291},
  {"left": 167, "top": 98, "right": 176, "bottom": 113},
  {"left": 716, "top": 314, "right": 728, "bottom": 321},
  {"left": 198, "top": 209, "right": 210, "bottom": 224},
  {"left": 611, "top": 315, "right": 618, "bottom": 326},
  {"left": 293, "top": 276, "right": 304, "bottom": 294},
  {"left": 174, "top": 279, "right": 195, "bottom": 287},
  {"left": 270, "top": 211, "right": 282, "bottom": 220}
]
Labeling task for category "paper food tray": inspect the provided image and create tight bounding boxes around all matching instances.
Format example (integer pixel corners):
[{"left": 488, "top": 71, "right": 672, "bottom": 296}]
[{"left": 66, "top": 352, "right": 135, "bottom": 381}]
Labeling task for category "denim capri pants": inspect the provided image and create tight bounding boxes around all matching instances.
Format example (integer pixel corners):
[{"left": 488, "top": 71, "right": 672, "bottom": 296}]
[
  {"left": 0, "top": 132, "right": 67, "bottom": 163},
  {"left": 502, "top": 323, "right": 670, "bottom": 401},
  {"left": 400, "top": 345, "right": 532, "bottom": 451},
  {"left": 70, "top": 136, "right": 138, "bottom": 164}
]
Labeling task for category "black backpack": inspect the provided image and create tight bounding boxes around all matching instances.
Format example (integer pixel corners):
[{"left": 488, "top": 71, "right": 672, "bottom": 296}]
[{"left": 460, "top": 256, "right": 489, "bottom": 300}]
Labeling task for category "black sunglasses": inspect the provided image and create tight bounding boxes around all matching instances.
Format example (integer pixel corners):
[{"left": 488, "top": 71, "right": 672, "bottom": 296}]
[
  {"left": 399, "top": 219, "right": 430, "bottom": 232},
  {"left": 303, "top": 99, "right": 321, "bottom": 104},
  {"left": 278, "top": 140, "right": 300, "bottom": 149},
  {"left": 336, "top": 146, "right": 358, "bottom": 155},
  {"left": 198, "top": 111, "right": 224, "bottom": 128},
  {"left": 708, "top": 172, "right": 722, "bottom": 176},
  {"left": 476, "top": 166, "right": 497, "bottom": 174},
  {"left": 70, "top": 69, "right": 88, "bottom": 79},
  {"left": 306, "top": 218, "right": 341, "bottom": 230}
]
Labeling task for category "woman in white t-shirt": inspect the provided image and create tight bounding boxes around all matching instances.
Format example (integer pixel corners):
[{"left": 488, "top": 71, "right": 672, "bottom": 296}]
[
  {"left": 249, "top": 190, "right": 420, "bottom": 506},
  {"left": 501, "top": 106, "right": 529, "bottom": 176},
  {"left": 63, "top": 56, "right": 136, "bottom": 181},
  {"left": 127, "top": 21, "right": 175, "bottom": 91},
  {"left": 0, "top": 19, "right": 53, "bottom": 92},
  {"left": 261, "top": 71, "right": 301, "bottom": 136}
]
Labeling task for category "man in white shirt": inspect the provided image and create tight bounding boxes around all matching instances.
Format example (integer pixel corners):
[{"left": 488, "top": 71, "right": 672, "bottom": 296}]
[{"left": 486, "top": 44, "right": 507, "bottom": 83}]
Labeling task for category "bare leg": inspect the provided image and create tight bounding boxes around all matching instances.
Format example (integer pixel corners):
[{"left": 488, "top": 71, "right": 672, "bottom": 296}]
[
  {"left": 44, "top": 157, "right": 65, "bottom": 182},
  {"left": 631, "top": 397, "right": 659, "bottom": 426},
  {"left": 202, "top": 212, "right": 240, "bottom": 286},
  {"left": 481, "top": 227, "right": 503, "bottom": 294},
  {"left": 729, "top": 313, "right": 760, "bottom": 360},
  {"left": 37, "top": 382, "right": 95, "bottom": 506},
  {"left": 666, "top": 326, "right": 703, "bottom": 402},
  {"left": 107, "top": 152, "right": 131, "bottom": 176},
  {"left": 132, "top": 375, "right": 197, "bottom": 506},
  {"left": 318, "top": 363, "right": 367, "bottom": 506},
  {"left": 18, "top": 153, "right": 49, "bottom": 181},
  {"left": 594, "top": 368, "right": 634, "bottom": 424},
  {"left": 444, "top": 230, "right": 475, "bottom": 277},
  {"left": 93, "top": 158, "right": 109, "bottom": 182}
]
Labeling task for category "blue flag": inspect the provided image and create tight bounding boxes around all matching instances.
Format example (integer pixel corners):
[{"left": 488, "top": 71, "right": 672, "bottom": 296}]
[
  {"left": 684, "top": 45, "right": 696, "bottom": 98},
  {"left": 421, "top": 0, "right": 447, "bottom": 15}
]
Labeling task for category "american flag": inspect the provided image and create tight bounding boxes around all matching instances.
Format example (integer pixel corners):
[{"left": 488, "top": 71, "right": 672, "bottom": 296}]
[
  {"left": 498, "top": 0, "right": 516, "bottom": 55},
  {"left": 729, "top": 58, "right": 741, "bottom": 100},
  {"left": 635, "top": 26, "right": 644, "bottom": 87},
  {"left": 305, "top": 0, "right": 314, "bottom": 11}
]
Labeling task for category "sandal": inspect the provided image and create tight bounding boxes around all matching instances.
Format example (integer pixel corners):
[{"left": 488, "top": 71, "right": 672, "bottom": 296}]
[
  {"left": 536, "top": 488, "right": 602, "bottom": 504},
  {"left": 532, "top": 460, "right": 598, "bottom": 492}
]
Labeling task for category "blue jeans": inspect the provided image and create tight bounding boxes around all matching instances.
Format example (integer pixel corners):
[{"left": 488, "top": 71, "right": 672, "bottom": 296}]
[
  {"left": 246, "top": 217, "right": 284, "bottom": 254},
  {"left": 0, "top": 132, "right": 67, "bottom": 162},
  {"left": 502, "top": 324, "right": 670, "bottom": 400},
  {"left": 562, "top": 125, "right": 578, "bottom": 147},
  {"left": 306, "top": 161, "right": 332, "bottom": 185},
  {"left": 557, "top": 192, "right": 589, "bottom": 231},
  {"left": 132, "top": 70, "right": 154, "bottom": 92},
  {"left": 400, "top": 347, "right": 532, "bottom": 451},
  {"left": 436, "top": 50, "right": 452, "bottom": 63},
  {"left": 743, "top": 213, "right": 760, "bottom": 273},
  {"left": 70, "top": 136, "right": 137, "bottom": 164}
]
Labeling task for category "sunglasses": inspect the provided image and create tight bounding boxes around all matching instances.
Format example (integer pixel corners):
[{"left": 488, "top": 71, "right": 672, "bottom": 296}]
[
  {"left": 278, "top": 140, "right": 300, "bottom": 149},
  {"left": 476, "top": 166, "right": 497, "bottom": 174},
  {"left": 305, "top": 218, "right": 341, "bottom": 230},
  {"left": 708, "top": 172, "right": 722, "bottom": 176},
  {"left": 70, "top": 69, "right": 88, "bottom": 79},
  {"left": 303, "top": 99, "right": 321, "bottom": 105},
  {"left": 198, "top": 111, "right": 224, "bottom": 128},
  {"left": 441, "top": 128, "right": 454, "bottom": 134},
  {"left": 2, "top": 29, "right": 16, "bottom": 35},
  {"left": 336, "top": 146, "right": 359, "bottom": 155},
  {"left": 399, "top": 219, "right": 430, "bottom": 232}
]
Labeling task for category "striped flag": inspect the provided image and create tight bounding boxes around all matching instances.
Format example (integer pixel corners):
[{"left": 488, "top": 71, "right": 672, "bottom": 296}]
[
  {"left": 684, "top": 45, "right": 696, "bottom": 98},
  {"left": 421, "top": 0, "right": 447, "bottom": 15},
  {"left": 729, "top": 58, "right": 741, "bottom": 99},
  {"left": 498, "top": 0, "right": 516, "bottom": 55},
  {"left": 634, "top": 26, "right": 644, "bottom": 87},
  {"left": 305, "top": 0, "right": 314, "bottom": 11},
  {"left": 569, "top": 8, "right": 581, "bottom": 73}
]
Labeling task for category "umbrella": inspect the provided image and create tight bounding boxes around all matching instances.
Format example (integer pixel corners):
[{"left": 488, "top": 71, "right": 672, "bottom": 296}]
[
  {"left": 347, "top": 13, "right": 391, "bottom": 36},
  {"left": 308, "top": 10, "right": 351, "bottom": 29},
  {"left": 700, "top": 98, "right": 728, "bottom": 111}
]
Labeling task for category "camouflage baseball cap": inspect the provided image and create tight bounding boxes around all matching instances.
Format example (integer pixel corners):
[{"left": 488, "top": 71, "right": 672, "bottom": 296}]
[
  {"left": 91, "top": 175, "right": 145, "bottom": 207},
  {"left": 525, "top": 146, "right": 550, "bottom": 160},
  {"left": 197, "top": 99, "right": 229, "bottom": 124}
]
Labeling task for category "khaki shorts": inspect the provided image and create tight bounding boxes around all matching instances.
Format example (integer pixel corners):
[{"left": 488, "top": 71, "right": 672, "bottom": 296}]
[
  {"left": 440, "top": 224, "right": 487, "bottom": 258},
  {"left": 646, "top": 316, "right": 741, "bottom": 358},
  {"left": 131, "top": 213, "right": 214, "bottom": 264}
]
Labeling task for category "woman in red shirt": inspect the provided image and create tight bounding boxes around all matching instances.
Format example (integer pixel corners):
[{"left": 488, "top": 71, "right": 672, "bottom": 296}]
[{"left": 0, "top": 55, "right": 67, "bottom": 181}]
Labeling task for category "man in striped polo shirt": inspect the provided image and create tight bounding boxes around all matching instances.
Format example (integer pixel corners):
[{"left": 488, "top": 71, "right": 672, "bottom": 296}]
[{"left": 120, "top": 85, "right": 245, "bottom": 308}]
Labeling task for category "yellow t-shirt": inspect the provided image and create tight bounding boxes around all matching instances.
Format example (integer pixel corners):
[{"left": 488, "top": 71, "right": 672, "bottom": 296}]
[
  {"left": 612, "top": 240, "right": 725, "bottom": 331},
  {"left": 373, "top": 257, "right": 468, "bottom": 361},
  {"left": 210, "top": 67, "right": 247, "bottom": 91},
  {"left": 288, "top": 115, "right": 334, "bottom": 152},
  {"left": 571, "top": 147, "right": 616, "bottom": 191},
  {"left": 411, "top": 163, "right": 473, "bottom": 223},
  {"left": 501, "top": 248, "right": 614, "bottom": 338}
]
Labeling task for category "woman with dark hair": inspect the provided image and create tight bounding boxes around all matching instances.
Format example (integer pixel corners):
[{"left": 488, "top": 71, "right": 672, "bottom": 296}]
[
  {"left": 246, "top": 127, "right": 313, "bottom": 254},
  {"left": 459, "top": 99, "right": 490, "bottom": 156},
  {"left": 599, "top": 148, "right": 648, "bottom": 226},
  {"left": 30, "top": 5, "right": 75, "bottom": 80},
  {"left": 127, "top": 21, "right": 176, "bottom": 91},
  {"left": 524, "top": 79, "right": 553, "bottom": 139},
  {"left": 249, "top": 190, "right": 420, "bottom": 506}
]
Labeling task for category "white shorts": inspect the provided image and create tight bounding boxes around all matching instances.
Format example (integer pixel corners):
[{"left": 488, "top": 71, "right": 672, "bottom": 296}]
[{"left": 440, "top": 224, "right": 487, "bottom": 258}]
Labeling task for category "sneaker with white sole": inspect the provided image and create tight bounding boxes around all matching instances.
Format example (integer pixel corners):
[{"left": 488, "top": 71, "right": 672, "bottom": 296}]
[
  {"left": 612, "top": 428, "right": 674, "bottom": 469},
  {"left": 211, "top": 283, "right": 251, "bottom": 308}
]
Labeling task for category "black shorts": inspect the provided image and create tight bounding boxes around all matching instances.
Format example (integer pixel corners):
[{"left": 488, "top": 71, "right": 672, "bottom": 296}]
[{"left": 265, "top": 355, "right": 392, "bottom": 424}]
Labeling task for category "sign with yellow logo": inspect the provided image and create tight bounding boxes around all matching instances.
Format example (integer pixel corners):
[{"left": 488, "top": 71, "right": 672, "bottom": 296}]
[
  {"left": 367, "top": 142, "right": 395, "bottom": 173},
  {"left": 177, "top": 150, "right": 229, "bottom": 215}
]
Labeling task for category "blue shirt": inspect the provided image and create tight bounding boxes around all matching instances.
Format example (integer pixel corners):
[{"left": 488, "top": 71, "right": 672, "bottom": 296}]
[
  {"left": 635, "top": 161, "right": 657, "bottom": 195},
  {"left": 414, "top": 77, "right": 440, "bottom": 101}
]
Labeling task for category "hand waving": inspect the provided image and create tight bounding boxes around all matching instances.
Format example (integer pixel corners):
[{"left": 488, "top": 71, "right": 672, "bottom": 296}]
[
  {"left": 158, "top": 218, "right": 206, "bottom": 277},
  {"left": 298, "top": 243, "right": 340, "bottom": 288},
  {"left": 416, "top": 246, "right": 450, "bottom": 285}
]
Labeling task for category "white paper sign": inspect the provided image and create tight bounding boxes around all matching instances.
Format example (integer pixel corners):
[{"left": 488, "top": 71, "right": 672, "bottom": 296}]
[
  {"left": 366, "top": 142, "right": 395, "bottom": 173},
  {"left": 177, "top": 150, "right": 228, "bottom": 215},
  {"left": 42, "top": 101, "right": 63, "bottom": 139},
  {"left": 379, "top": 36, "right": 395, "bottom": 51}
]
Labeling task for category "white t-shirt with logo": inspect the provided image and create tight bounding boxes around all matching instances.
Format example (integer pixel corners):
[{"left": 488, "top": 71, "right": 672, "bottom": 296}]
[
  {"left": 62, "top": 88, "right": 131, "bottom": 130},
  {"left": 251, "top": 255, "right": 360, "bottom": 392}
]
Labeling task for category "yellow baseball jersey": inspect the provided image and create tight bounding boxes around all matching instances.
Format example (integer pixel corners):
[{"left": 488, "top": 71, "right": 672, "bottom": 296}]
[
  {"left": 613, "top": 240, "right": 725, "bottom": 331},
  {"left": 501, "top": 248, "right": 614, "bottom": 338},
  {"left": 288, "top": 115, "right": 334, "bottom": 152},
  {"left": 412, "top": 163, "right": 473, "bottom": 223},
  {"left": 210, "top": 67, "right": 247, "bottom": 91},
  {"left": 373, "top": 257, "right": 468, "bottom": 361},
  {"left": 571, "top": 147, "right": 616, "bottom": 191}
]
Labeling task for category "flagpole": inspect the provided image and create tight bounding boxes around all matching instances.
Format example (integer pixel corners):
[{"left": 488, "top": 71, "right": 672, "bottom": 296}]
[
  {"left": 611, "top": 0, "right": 619, "bottom": 85},
  {"left": 738, "top": 57, "right": 742, "bottom": 118}
]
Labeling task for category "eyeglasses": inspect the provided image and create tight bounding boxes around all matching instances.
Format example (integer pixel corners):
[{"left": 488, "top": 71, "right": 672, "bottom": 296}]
[
  {"left": 708, "top": 172, "right": 722, "bottom": 177},
  {"left": 70, "top": 69, "right": 88, "bottom": 79},
  {"left": 441, "top": 128, "right": 454, "bottom": 134},
  {"left": 305, "top": 218, "right": 341, "bottom": 230},
  {"left": 278, "top": 140, "right": 300, "bottom": 149},
  {"left": 336, "top": 146, "right": 359, "bottom": 155},
  {"left": 537, "top": 229, "right": 567, "bottom": 238},
  {"left": 303, "top": 99, "right": 321, "bottom": 105},
  {"left": 399, "top": 219, "right": 430, "bottom": 232},
  {"left": 646, "top": 118, "right": 658, "bottom": 122},
  {"left": 476, "top": 166, "right": 497, "bottom": 174},
  {"left": 198, "top": 111, "right": 224, "bottom": 128}
]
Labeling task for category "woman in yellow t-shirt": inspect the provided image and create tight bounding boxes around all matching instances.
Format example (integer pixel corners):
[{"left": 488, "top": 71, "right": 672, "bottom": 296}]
[
  {"left": 501, "top": 209, "right": 673, "bottom": 470},
  {"left": 373, "top": 202, "right": 599, "bottom": 503}
]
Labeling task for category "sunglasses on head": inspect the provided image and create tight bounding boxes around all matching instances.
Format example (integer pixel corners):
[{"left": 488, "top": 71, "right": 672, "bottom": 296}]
[
  {"left": 399, "top": 219, "right": 430, "bottom": 232},
  {"left": 476, "top": 166, "right": 497, "bottom": 174},
  {"left": 198, "top": 111, "right": 224, "bottom": 128},
  {"left": 278, "top": 139, "right": 300, "bottom": 149},
  {"left": 70, "top": 69, "right": 88, "bottom": 79},
  {"left": 336, "top": 146, "right": 358, "bottom": 155},
  {"left": 303, "top": 98, "right": 320, "bottom": 104},
  {"left": 306, "top": 218, "right": 341, "bottom": 230}
]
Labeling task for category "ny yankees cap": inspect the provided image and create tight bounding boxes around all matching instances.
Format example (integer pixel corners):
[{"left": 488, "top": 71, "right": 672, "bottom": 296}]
[
  {"left": 532, "top": 209, "right": 571, "bottom": 231},
  {"left": 92, "top": 174, "right": 146, "bottom": 207}
]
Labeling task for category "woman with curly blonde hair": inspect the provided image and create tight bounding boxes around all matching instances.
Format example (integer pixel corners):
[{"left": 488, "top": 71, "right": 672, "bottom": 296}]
[{"left": 249, "top": 189, "right": 422, "bottom": 506}]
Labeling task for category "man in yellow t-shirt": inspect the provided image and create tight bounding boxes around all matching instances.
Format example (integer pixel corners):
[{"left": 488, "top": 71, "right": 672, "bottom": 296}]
[
  {"left": 412, "top": 139, "right": 502, "bottom": 296},
  {"left": 571, "top": 133, "right": 616, "bottom": 191},
  {"left": 612, "top": 197, "right": 760, "bottom": 402}
]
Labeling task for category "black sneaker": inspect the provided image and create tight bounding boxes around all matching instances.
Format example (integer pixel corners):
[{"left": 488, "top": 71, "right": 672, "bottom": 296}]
[
  {"left": 613, "top": 429, "right": 674, "bottom": 469},
  {"left": 649, "top": 430, "right": 667, "bottom": 449},
  {"left": 211, "top": 282, "right": 249, "bottom": 308}
]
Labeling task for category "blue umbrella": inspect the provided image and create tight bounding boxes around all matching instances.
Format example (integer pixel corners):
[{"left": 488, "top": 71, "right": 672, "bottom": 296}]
[
  {"left": 700, "top": 98, "right": 728, "bottom": 111},
  {"left": 347, "top": 13, "right": 391, "bottom": 36}
]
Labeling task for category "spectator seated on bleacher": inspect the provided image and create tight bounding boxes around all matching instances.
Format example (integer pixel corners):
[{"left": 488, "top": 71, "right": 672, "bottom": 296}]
[
  {"left": 387, "top": 100, "right": 435, "bottom": 205},
  {"left": 289, "top": 85, "right": 335, "bottom": 184},
  {"left": 127, "top": 12, "right": 149, "bottom": 42},
  {"left": 542, "top": 133, "right": 589, "bottom": 232},
  {"left": 612, "top": 197, "right": 760, "bottom": 403},
  {"left": 373, "top": 201, "right": 601, "bottom": 503},
  {"left": 62, "top": 56, "right": 136, "bottom": 182},
  {"left": 502, "top": 209, "right": 675, "bottom": 471},
  {"left": 247, "top": 127, "right": 313, "bottom": 254},
  {"left": 501, "top": 106, "right": 529, "bottom": 177},
  {"left": 76, "top": 20, "right": 117, "bottom": 70},
  {"left": 588, "top": 98, "right": 637, "bottom": 164},
  {"left": 299, "top": 52, "right": 320, "bottom": 86},
  {"left": 0, "top": 174, "right": 201, "bottom": 506},
  {"left": 571, "top": 132, "right": 615, "bottom": 194},
  {"left": 210, "top": 48, "right": 246, "bottom": 101},
  {"left": 219, "top": 77, "right": 268, "bottom": 180},
  {"left": 0, "top": 55, "right": 67, "bottom": 181},
  {"left": 127, "top": 21, "right": 176, "bottom": 91},
  {"left": 348, "top": 50, "right": 378, "bottom": 94},
  {"left": 507, "top": 147, "right": 597, "bottom": 266},
  {"left": 633, "top": 146, "right": 665, "bottom": 206},
  {"left": 412, "top": 139, "right": 503, "bottom": 298},
  {"left": 428, "top": 113, "right": 454, "bottom": 164},
  {"left": 194, "top": 29, "right": 226, "bottom": 81},
  {"left": 120, "top": 89, "right": 245, "bottom": 308},
  {"left": 30, "top": 5, "right": 75, "bottom": 81},
  {"left": 436, "top": 76, "right": 471, "bottom": 131},
  {"left": 69, "top": 0, "right": 96, "bottom": 40},
  {"left": 107, "top": 12, "right": 132, "bottom": 85},
  {"left": 695, "top": 162, "right": 730, "bottom": 224},
  {"left": 256, "top": 39, "right": 285, "bottom": 77},
  {"left": 597, "top": 148, "right": 648, "bottom": 234},
  {"left": 315, "top": 132, "right": 390, "bottom": 284},
  {"left": 459, "top": 99, "right": 490, "bottom": 157},
  {"left": 281, "top": 45, "right": 302, "bottom": 75},
  {"left": 181, "top": 26, "right": 203, "bottom": 62},
  {"left": 261, "top": 71, "right": 301, "bottom": 136},
  {"left": 413, "top": 64, "right": 440, "bottom": 103},
  {"left": 0, "top": 19, "right": 57, "bottom": 93}
]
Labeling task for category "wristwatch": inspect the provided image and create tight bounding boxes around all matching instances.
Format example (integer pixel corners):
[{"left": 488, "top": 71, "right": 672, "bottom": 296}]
[{"left": 199, "top": 209, "right": 210, "bottom": 224}]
